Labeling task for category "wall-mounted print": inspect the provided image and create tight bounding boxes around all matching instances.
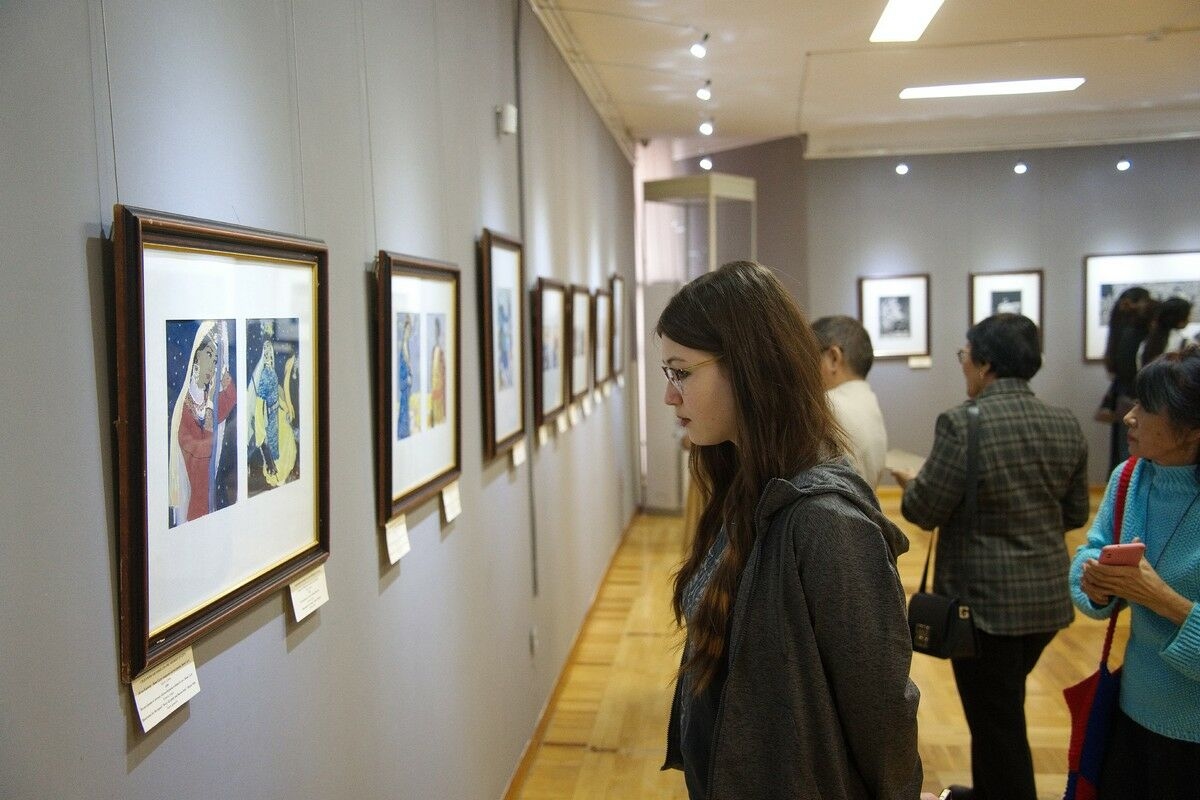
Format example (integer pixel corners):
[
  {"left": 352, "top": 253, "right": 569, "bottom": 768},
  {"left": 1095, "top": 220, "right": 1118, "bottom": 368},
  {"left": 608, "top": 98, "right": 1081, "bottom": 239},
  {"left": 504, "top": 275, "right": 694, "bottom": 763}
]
[
  {"left": 570, "top": 284, "right": 593, "bottom": 401},
  {"left": 1084, "top": 251, "right": 1200, "bottom": 361},
  {"left": 532, "top": 277, "right": 567, "bottom": 427},
  {"left": 594, "top": 289, "right": 612, "bottom": 385},
  {"left": 858, "top": 274, "right": 931, "bottom": 359},
  {"left": 247, "top": 317, "right": 302, "bottom": 496},
  {"left": 479, "top": 229, "right": 526, "bottom": 459},
  {"left": 112, "top": 205, "right": 329, "bottom": 682},
  {"left": 165, "top": 318, "right": 238, "bottom": 526},
  {"left": 610, "top": 274, "right": 625, "bottom": 377},
  {"left": 969, "top": 269, "right": 1043, "bottom": 342},
  {"left": 375, "top": 251, "right": 461, "bottom": 525}
]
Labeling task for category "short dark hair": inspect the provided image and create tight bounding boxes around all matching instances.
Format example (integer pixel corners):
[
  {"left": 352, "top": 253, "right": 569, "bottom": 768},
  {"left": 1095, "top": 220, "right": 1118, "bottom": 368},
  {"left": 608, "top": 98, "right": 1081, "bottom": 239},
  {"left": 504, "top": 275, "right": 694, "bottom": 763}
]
[
  {"left": 812, "top": 315, "right": 875, "bottom": 378},
  {"left": 1135, "top": 346, "right": 1200, "bottom": 472},
  {"left": 966, "top": 313, "right": 1042, "bottom": 380}
]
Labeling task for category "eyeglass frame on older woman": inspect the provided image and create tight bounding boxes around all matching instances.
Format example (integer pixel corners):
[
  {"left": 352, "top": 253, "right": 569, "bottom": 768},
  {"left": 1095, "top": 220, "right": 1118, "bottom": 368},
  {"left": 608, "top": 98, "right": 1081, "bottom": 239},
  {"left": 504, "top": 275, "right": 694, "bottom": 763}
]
[{"left": 662, "top": 355, "right": 721, "bottom": 394}]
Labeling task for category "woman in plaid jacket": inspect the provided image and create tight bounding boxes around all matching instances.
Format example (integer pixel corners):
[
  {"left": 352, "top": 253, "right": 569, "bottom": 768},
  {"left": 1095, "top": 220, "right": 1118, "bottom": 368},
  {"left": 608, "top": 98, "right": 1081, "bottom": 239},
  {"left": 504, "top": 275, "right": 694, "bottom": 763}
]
[{"left": 892, "top": 314, "right": 1089, "bottom": 800}]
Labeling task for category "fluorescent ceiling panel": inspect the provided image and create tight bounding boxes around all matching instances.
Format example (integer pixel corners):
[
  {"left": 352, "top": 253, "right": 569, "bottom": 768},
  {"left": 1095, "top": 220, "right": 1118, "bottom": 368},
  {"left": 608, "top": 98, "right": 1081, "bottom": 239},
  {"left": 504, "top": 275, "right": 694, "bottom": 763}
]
[
  {"left": 870, "top": 0, "right": 945, "bottom": 42},
  {"left": 900, "top": 77, "right": 1086, "bottom": 99}
]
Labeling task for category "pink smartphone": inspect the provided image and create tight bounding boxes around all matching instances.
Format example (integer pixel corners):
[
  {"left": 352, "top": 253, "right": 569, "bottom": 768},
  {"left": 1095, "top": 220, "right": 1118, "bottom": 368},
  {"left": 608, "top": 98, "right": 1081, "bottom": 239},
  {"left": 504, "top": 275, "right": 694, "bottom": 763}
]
[{"left": 1100, "top": 542, "right": 1145, "bottom": 566}]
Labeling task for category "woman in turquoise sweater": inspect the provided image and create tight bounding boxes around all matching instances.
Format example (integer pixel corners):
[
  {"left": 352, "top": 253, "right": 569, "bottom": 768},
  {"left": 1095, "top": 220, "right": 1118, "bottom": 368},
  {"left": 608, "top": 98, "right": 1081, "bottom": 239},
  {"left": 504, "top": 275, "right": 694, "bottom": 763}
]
[{"left": 1070, "top": 345, "right": 1200, "bottom": 799}]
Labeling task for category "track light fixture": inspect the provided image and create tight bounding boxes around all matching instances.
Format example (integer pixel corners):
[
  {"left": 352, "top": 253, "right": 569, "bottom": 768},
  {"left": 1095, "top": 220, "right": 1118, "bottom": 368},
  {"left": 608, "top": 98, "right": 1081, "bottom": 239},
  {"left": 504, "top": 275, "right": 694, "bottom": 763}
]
[
  {"left": 1116, "top": 158, "right": 1131, "bottom": 172},
  {"left": 895, "top": 163, "right": 909, "bottom": 175},
  {"left": 690, "top": 33, "right": 709, "bottom": 59},
  {"left": 698, "top": 119, "right": 714, "bottom": 136},
  {"left": 697, "top": 80, "right": 712, "bottom": 101},
  {"left": 1013, "top": 161, "right": 1028, "bottom": 174},
  {"left": 699, "top": 157, "right": 713, "bottom": 171}
]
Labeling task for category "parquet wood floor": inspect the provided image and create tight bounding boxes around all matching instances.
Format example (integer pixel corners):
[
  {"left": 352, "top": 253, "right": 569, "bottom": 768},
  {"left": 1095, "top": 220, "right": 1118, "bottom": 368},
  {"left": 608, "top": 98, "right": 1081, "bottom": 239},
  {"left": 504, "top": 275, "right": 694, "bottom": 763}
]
[{"left": 508, "top": 489, "right": 1122, "bottom": 799}]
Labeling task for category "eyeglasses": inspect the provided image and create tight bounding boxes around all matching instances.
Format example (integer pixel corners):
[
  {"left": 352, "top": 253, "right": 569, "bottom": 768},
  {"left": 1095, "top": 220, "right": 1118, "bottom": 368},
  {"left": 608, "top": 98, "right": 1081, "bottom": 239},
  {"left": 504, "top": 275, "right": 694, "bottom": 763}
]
[{"left": 662, "top": 356, "right": 720, "bottom": 393}]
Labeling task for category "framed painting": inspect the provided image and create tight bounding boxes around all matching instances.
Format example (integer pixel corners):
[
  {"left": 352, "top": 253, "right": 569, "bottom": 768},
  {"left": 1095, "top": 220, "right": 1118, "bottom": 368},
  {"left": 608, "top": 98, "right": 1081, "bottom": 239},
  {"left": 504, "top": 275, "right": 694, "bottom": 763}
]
[
  {"left": 569, "top": 284, "right": 593, "bottom": 401},
  {"left": 970, "top": 269, "right": 1044, "bottom": 348},
  {"left": 479, "top": 229, "right": 526, "bottom": 459},
  {"left": 375, "top": 251, "right": 461, "bottom": 525},
  {"left": 532, "top": 277, "right": 567, "bottom": 426},
  {"left": 594, "top": 289, "right": 612, "bottom": 385},
  {"left": 857, "top": 274, "right": 931, "bottom": 359},
  {"left": 112, "top": 204, "right": 329, "bottom": 682},
  {"left": 610, "top": 274, "right": 625, "bottom": 377},
  {"left": 1083, "top": 251, "right": 1200, "bottom": 362}
]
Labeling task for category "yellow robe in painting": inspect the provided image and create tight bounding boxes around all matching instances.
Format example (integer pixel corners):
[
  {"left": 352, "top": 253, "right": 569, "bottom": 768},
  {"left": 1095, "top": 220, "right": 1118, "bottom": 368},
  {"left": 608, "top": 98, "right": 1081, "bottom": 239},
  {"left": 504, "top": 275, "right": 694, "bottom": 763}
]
[
  {"left": 254, "top": 355, "right": 298, "bottom": 486},
  {"left": 429, "top": 344, "right": 446, "bottom": 427}
]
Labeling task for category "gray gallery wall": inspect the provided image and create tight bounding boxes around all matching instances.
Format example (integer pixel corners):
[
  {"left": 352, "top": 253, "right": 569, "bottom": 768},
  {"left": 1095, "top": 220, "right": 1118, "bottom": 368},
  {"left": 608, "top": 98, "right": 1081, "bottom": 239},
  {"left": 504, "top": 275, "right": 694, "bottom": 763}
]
[
  {"left": 674, "top": 137, "right": 1200, "bottom": 489},
  {"left": 804, "top": 140, "right": 1200, "bottom": 486},
  {"left": 693, "top": 136, "right": 810, "bottom": 309},
  {"left": 0, "top": 1, "right": 635, "bottom": 799}
]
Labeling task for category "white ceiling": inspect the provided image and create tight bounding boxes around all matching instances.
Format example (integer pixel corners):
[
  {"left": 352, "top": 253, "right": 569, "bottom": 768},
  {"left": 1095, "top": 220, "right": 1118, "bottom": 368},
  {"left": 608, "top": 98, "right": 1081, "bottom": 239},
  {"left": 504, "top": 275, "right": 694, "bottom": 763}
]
[{"left": 529, "top": 0, "right": 1200, "bottom": 162}]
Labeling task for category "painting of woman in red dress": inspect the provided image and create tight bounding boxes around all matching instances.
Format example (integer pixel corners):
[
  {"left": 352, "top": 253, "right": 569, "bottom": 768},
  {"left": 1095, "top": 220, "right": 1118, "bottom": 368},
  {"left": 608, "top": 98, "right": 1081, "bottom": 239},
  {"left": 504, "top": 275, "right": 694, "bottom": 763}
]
[{"left": 167, "top": 319, "right": 238, "bottom": 527}]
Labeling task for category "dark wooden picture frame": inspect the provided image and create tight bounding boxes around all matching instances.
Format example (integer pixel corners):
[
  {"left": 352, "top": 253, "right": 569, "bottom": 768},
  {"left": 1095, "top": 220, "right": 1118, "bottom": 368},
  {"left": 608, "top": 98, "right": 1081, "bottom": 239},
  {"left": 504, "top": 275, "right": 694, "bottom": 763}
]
[
  {"left": 969, "top": 269, "right": 1044, "bottom": 349},
  {"left": 857, "top": 273, "right": 931, "bottom": 359},
  {"left": 375, "top": 251, "right": 462, "bottom": 525},
  {"left": 593, "top": 289, "right": 612, "bottom": 385},
  {"left": 609, "top": 274, "right": 626, "bottom": 377},
  {"left": 569, "top": 284, "right": 593, "bottom": 401},
  {"left": 1083, "top": 251, "right": 1200, "bottom": 362},
  {"left": 112, "top": 204, "right": 330, "bottom": 682},
  {"left": 478, "top": 229, "right": 526, "bottom": 460},
  {"left": 532, "top": 277, "right": 567, "bottom": 427}
]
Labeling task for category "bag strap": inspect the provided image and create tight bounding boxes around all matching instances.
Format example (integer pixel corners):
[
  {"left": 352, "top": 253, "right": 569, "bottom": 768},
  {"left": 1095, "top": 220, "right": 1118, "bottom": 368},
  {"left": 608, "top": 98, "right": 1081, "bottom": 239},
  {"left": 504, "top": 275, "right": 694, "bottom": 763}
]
[
  {"left": 918, "top": 531, "right": 934, "bottom": 594},
  {"left": 1100, "top": 456, "right": 1139, "bottom": 666},
  {"left": 965, "top": 404, "right": 980, "bottom": 531},
  {"left": 918, "top": 404, "right": 981, "bottom": 594}
]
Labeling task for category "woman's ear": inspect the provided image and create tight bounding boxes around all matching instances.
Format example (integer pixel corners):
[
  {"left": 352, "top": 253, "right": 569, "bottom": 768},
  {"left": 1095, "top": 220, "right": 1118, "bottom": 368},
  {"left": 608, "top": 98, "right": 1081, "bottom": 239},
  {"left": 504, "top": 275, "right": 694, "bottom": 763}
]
[
  {"left": 825, "top": 344, "right": 843, "bottom": 371},
  {"left": 1183, "top": 425, "right": 1200, "bottom": 458}
]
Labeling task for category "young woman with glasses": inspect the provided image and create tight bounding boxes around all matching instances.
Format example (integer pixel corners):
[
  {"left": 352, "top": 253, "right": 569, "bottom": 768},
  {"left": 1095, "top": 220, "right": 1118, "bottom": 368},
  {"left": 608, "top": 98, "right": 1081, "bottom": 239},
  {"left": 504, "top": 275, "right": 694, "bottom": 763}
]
[{"left": 658, "top": 261, "right": 927, "bottom": 800}]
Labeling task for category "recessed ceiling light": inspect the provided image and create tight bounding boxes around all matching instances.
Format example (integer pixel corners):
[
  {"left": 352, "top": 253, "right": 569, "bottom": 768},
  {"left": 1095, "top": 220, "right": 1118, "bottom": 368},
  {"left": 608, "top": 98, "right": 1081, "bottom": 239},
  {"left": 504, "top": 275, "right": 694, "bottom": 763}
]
[
  {"left": 1117, "top": 158, "right": 1132, "bottom": 172},
  {"left": 696, "top": 80, "right": 712, "bottom": 101},
  {"left": 1014, "top": 161, "right": 1028, "bottom": 175},
  {"left": 690, "top": 33, "right": 709, "bottom": 59},
  {"left": 698, "top": 120, "right": 714, "bottom": 136},
  {"left": 900, "top": 77, "right": 1085, "bottom": 99},
  {"left": 870, "top": 0, "right": 945, "bottom": 43},
  {"left": 699, "top": 157, "right": 713, "bottom": 171},
  {"left": 895, "top": 163, "right": 909, "bottom": 175}
]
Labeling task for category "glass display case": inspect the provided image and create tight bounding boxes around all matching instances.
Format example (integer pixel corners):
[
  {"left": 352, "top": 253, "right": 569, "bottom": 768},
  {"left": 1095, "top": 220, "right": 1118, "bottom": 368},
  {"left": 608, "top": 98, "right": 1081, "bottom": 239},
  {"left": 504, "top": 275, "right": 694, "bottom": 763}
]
[{"left": 639, "top": 173, "right": 756, "bottom": 512}]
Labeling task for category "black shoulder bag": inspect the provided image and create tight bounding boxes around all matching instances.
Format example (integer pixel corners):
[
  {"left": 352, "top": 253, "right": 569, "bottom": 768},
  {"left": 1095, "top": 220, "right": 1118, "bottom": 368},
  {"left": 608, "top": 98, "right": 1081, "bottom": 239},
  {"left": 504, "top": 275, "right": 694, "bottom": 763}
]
[{"left": 907, "top": 403, "right": 981, "bottom": 659}]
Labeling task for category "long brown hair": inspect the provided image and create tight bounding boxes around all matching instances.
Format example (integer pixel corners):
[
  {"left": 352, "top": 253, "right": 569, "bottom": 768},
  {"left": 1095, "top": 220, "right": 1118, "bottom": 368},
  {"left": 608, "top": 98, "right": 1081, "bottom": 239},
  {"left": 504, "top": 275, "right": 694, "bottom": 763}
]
[{"left": 657, "top": 261, "right": 844, "bottom": 692}]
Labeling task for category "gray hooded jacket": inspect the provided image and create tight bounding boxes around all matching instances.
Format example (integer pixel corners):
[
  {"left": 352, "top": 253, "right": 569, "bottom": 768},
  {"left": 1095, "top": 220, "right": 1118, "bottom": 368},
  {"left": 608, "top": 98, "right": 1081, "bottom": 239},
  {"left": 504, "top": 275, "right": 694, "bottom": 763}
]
[{"left": 664, "top": 459, "right": 923, "bottom": 799}]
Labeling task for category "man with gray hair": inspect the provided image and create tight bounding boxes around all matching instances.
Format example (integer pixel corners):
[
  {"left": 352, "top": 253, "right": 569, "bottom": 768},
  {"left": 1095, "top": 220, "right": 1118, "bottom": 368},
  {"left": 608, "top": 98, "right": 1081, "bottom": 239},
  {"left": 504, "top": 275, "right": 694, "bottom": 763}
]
[{"left": 812, "top": 315, "right": 888, "bottom": 488}]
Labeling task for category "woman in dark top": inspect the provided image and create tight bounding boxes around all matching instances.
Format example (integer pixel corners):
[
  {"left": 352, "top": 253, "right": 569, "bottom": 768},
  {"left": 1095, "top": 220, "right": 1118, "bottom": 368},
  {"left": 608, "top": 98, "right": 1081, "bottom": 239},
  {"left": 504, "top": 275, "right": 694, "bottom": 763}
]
[
  {"left": 659, "top": 261, "right": 924, "bottom": 800},
  {"left": 1098, "top": 287, "right": 1152, "bottom": 470},
  {"left": 892, "top": 314, "right": 1089, "bottom": 800},
  {"left": 1138, "top": 297, "right": 1193, "bottom": 367}
]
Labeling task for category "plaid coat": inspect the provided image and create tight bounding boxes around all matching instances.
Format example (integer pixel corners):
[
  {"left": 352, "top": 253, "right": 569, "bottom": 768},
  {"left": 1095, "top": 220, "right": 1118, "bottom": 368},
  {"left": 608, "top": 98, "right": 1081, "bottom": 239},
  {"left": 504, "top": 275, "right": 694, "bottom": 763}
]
[{"left": 900, "top": 378, "right": 1089, "bottom": 635}]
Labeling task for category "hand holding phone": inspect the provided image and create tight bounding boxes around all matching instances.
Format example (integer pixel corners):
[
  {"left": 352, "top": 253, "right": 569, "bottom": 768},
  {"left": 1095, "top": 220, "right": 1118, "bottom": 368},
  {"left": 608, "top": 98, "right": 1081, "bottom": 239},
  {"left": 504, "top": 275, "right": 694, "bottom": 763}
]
[{"left": 1100, "top": 542, "right": 1145, "bottom": 566}]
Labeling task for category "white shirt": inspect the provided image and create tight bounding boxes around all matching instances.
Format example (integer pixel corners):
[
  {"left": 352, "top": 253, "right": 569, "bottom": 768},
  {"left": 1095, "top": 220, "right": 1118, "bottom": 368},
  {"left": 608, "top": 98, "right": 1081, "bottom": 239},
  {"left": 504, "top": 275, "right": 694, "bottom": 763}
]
[{"left": 826, "top": 379, "right": 888, "bottom": 489}]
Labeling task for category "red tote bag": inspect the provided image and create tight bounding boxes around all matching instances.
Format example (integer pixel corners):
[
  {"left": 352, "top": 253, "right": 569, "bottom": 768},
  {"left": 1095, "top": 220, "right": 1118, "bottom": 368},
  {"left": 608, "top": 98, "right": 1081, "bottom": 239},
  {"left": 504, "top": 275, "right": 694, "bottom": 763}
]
[{"left": 1062, "top": 456, "right": 1137, "bottom": 800}]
